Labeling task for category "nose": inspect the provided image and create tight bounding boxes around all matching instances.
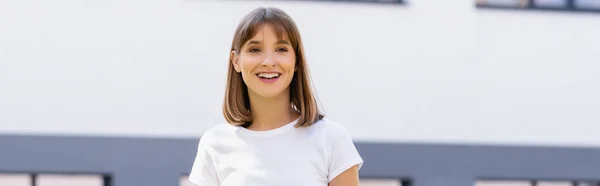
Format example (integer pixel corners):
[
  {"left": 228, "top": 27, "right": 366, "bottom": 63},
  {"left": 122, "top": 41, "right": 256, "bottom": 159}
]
[{"left": 261, "top": 53, "right": 276, "bottom": 67}]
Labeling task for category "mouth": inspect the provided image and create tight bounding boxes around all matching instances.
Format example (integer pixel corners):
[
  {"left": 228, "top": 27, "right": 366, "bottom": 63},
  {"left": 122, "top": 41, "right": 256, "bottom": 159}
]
[
  {"left": 256, "top": 72, "right": 281, "bottom": 83},
  {"left": 256, "top": 72, "right": 281, "bottom": 79}
]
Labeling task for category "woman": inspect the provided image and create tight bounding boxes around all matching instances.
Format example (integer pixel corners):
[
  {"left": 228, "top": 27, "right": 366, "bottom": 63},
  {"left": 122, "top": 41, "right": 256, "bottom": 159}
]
[{"left": 189, "top": 7, "right": 363, "bottom": 186}]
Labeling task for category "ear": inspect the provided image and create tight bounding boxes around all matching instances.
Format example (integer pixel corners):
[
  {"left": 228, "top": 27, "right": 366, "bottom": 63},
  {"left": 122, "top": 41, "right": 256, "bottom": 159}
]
[{"left": 231, "top": 51, "right": 241, "bottom": 73}]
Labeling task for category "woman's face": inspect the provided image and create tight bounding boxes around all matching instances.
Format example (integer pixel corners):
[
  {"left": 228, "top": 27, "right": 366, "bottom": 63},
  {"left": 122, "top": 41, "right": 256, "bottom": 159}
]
[{"left": 232, "top": 24, "right": 296, "bottom": 99}]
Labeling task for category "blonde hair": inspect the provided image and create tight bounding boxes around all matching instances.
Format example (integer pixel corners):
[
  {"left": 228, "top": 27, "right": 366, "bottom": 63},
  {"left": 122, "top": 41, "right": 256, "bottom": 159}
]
[{"left": 222, "top": 7, "right": 324, "bottom": 127}]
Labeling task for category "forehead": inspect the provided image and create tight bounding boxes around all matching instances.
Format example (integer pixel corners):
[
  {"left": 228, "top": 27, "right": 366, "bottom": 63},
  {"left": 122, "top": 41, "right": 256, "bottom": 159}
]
[{"left": 247, "top": 23, "right": 290, "bottom": 42}]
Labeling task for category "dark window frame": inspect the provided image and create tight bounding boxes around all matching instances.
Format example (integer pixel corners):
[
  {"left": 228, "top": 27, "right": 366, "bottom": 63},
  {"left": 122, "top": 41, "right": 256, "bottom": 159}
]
[
  {"left": 247, "top": 0, "right": 405, "bottom": 5},
  {"left": 476, "top": 0, "right": 600, "bottom": 14}
]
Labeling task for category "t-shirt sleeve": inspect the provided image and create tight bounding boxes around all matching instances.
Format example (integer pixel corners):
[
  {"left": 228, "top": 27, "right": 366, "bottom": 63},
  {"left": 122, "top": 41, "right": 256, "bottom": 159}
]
[
  {"left": 188, "top": 136, "right": 220, "bottom": 186},
  {"left": 327, "top": 123, "right": 364, "bottom": 182}
]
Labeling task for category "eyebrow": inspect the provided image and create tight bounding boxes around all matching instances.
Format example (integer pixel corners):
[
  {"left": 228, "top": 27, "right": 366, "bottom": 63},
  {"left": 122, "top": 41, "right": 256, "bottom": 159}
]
[{"left": 247, "top": 40, "right": 291, "bottom": 45}]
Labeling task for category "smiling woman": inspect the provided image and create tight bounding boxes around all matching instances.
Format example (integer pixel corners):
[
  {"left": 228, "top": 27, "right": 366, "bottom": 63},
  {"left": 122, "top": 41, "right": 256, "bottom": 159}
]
[{"left": 188, "top": 6, "right": 363, "bottom": 186}]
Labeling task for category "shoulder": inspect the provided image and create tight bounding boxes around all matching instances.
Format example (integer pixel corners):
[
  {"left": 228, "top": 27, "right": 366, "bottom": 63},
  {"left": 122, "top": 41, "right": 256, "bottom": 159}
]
[
  {"left": 307, "top": 117, "right": 354, "bottom": 140},
  {"left": 197, "top": 122, "right": 237, "bottom": 146},
  {"left": 316, "top": 117, "right": 351, "bottom": 133}
]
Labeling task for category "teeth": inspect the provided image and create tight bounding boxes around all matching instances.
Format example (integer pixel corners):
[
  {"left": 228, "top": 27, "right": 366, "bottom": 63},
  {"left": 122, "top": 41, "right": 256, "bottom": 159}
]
[{"left": 258, "top": 73, "right": 280, "bottom": 78}]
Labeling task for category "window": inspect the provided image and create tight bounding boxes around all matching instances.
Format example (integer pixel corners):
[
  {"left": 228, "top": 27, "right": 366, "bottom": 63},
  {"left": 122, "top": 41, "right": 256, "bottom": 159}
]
[
  {"left": 476, "top": 0, "right": 600, "bottom": 12},
  {"left": 0, "top": 174, "right": 31, "bottom": 186},
  {"left": 476, "top": 180, "right": 600, "bottom": 186},
  {"left": 534, "top": 0, "right": 568, "bottom": 8},
  {"left": 476, "top": 180, "right": 532, "bottom": 186},
  {"left": 575, "top": 0, "right": 600, "bottom": 10},
  {"left": 476, "top": 0, "right": 530, "bottom": 8},
  {"left": 36, "top": 174, "right": 104, "bottom": 186},
  {"left": 252, "top": 0, "right": 404, "bottom": 4},
  {"left": 0, "top": 173, "right": 109, "bottom": 186}
]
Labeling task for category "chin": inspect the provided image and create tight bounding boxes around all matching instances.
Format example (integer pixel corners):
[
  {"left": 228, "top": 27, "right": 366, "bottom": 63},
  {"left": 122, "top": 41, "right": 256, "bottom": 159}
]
[
  {"left": 254, "top": 89, "right": 287, "bottom": 98},
  {"left": 248, "top": 83, "right": 290, "bottom": 99},
  {"left": 247, "top": 78, "right": 292, "bottom": 99}
]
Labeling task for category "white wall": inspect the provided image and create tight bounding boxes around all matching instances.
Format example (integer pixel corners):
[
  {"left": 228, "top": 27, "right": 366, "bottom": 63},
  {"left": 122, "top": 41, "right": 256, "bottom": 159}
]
[{"left": 1, "top": 0, "right": 599, "bottom": 147}]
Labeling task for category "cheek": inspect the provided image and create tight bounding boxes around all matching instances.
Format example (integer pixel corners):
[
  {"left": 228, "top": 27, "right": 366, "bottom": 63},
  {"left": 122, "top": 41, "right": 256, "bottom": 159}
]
[
  {"left": 276, "top": 56, "right": 296, "bottom": 72},
  {"left": 239, "top": 57, "right": 261, "bottom": 73},
  {"left": 284, "top": 63, "right": 296, "bottom": 74}
]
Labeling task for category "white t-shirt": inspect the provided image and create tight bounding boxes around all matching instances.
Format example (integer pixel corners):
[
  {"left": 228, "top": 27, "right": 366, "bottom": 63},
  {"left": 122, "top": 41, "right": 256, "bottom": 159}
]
[{"left": 188, "top": 117, "right": 364, "bottom": 186}]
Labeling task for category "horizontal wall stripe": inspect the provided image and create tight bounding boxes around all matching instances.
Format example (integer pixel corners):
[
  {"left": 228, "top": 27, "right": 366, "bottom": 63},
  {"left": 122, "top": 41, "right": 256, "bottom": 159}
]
[{"left": 1, "top": 134, "right": 599, "bottom": 186}]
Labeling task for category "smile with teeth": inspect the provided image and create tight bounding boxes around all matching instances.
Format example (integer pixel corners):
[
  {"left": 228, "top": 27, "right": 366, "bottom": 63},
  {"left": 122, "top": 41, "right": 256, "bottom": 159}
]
[{"left": 257, "top": 73, "right": 281, "bottom": 79}]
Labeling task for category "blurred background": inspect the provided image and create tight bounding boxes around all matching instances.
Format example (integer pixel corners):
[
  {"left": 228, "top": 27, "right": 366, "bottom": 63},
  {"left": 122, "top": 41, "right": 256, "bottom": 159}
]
[{"left": 1, "top": 0, "right": 599, "bottom": 186}]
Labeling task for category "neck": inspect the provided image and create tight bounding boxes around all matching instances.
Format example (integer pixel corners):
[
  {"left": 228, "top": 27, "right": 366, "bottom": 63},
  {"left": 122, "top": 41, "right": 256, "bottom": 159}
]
[{"left": 247, "top": 90, "right": 299, "bottom": 131}]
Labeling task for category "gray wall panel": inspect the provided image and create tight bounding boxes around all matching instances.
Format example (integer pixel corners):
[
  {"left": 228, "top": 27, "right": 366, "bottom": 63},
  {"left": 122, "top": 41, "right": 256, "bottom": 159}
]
[{"left": 1, "top": 135, "right": 599, "bottom": 186}]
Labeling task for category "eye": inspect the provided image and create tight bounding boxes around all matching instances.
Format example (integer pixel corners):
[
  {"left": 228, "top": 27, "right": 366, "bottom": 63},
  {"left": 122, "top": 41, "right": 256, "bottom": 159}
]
[
  {"left": 276, "top": 47, "right": 288, "bottom": 52},
  {"left": 249, "top": 47, "right": 261, "bottom": 53}
]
